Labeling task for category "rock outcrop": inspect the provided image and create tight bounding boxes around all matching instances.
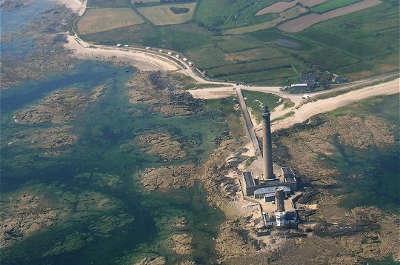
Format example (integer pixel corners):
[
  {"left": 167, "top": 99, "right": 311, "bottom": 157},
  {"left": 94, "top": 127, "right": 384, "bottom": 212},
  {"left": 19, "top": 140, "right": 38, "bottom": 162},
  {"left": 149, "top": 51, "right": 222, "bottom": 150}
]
[
  {"left": 139, "top": 165, "right": 197, "bottom": 192},
  {"left": 134, "top": 132, "right": 186, "bottom": 161}
]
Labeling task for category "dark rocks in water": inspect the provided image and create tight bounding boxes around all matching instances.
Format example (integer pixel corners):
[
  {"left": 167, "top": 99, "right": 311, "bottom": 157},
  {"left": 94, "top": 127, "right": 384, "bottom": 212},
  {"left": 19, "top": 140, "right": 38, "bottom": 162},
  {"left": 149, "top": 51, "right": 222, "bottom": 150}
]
[
  {"left": 134, "top": 256, "right": 166, "bottom": 265},
  {"left": 3, "top": 227, "right": 23, "bottom": 240},
  {"left": 0, "top": 0, "right": 28, "bottom": 10}
]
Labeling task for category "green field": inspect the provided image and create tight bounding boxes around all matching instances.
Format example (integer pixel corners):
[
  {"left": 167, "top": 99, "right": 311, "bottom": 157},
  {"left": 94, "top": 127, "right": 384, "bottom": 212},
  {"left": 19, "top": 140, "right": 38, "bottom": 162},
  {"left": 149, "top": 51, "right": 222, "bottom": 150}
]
[
  {"left": 79, "top": 0, "right": 399, "bottom": 85},
  {"left": 194, "top": 0, "right": 277, "bottom": 31},
  {"left": 137, "top": 3, "right": 197, "bottom": 25},
  {"left": 311, "top": 0, "right": 360, "bottom": 13},
  {"left": 77, "top": 8, "right": 144, "bottom": 34},
  {"left": 242, "top": 90, "right": 281, "bottom": 122}
]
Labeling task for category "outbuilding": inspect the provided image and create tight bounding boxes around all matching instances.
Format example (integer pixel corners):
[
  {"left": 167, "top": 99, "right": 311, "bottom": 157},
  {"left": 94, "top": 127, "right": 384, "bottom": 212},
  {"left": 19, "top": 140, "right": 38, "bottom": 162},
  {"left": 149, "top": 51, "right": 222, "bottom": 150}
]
[{"left": 254, "top": 186, "right": 291, "bottom": 199}]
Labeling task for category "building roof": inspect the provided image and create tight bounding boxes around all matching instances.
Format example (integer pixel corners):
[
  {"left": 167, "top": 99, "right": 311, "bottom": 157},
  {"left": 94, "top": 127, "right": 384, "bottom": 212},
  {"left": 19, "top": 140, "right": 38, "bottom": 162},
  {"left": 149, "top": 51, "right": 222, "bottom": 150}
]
[
  {"left": 290, "top": 83, "right": 308, "bottom": 87},
  {"left": 264, "top": 193, "right": 275, "bottom": 198},
  {"left": 254, "top": 186, "right": 291, "bottom": 195},
  {"left": 243, "top": 172, "right": 256, "bottom": 187}
]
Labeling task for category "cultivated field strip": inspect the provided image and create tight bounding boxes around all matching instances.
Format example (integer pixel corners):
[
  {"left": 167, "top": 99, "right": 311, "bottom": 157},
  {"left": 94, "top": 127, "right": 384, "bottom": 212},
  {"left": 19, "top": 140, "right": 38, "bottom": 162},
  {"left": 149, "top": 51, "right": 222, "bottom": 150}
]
[
  {"left": 278, "top": 0, "right": 382, "bottom": 32},
  {"left": 77, "top": 8, "right": 144, "bottom": 34},
  {"left": 137, "top": 3, "right": 196, "bottom": 25}
]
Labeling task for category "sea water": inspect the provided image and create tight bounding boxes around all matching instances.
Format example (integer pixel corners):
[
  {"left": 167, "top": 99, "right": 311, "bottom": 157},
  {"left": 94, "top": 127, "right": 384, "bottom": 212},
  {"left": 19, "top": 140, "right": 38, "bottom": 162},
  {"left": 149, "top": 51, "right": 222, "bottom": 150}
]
[{"left": 1, "top": 59, "right": 225, "bottom": 264}]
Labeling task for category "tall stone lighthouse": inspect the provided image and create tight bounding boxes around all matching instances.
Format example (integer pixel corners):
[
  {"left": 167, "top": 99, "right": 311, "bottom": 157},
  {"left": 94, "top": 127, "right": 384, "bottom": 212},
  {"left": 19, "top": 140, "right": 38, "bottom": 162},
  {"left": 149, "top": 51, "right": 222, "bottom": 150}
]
[{"left": 262, "top": 105, "right": 274, "bottom": 180}]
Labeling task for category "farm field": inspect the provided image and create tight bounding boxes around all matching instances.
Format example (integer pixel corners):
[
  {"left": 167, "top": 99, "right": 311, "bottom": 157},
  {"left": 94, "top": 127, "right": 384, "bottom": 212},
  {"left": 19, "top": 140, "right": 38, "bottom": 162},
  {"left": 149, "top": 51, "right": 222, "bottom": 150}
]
[
  {"left": 193, "top": 0, "right": 278, "bottom": 30},
  {"left": 80, "top": 0, "right": 399, "bottom": 85},
  {"left": 311, "top": 0, "right": 360, "bottom": 13},
  {"left": 77, "top": 8, "right": 144, "bottom": 34},
  {"left": 88, "top": 0, "right": 131, "bottom": 8},
  {"left": 224, "top": 17, "right": 283, "bottom": 35},
  {"left": 298, "top": 0, "right": 328, "bottom": 7},
  {"left": 137, "top": 3, "right": 197, "bottom": 25},
  {"left": 256, "top": 1, "right": 297, "bottom": 15}
]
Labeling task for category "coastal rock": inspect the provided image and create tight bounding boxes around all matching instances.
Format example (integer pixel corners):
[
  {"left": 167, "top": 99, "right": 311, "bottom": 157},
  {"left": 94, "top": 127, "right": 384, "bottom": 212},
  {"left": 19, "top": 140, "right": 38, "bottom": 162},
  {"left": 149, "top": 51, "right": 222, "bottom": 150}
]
[
  {"left": 172, "top": 216, "right": 189, "bottom": 230},
  {"left": 127, "top": 71, "right": 203, "bottom": 117},
  {"left": 169, "top": 233, "right": 192, "bottom": 255},
  {"left": 215, "top": 219, "right": 257, "bottom": 263},
  {"left": 26, "top": 126, "right": 77, "bottom": 155},
  {"left": 14, "top": 88, "right": 87, "bottom": 124},
  {"left": 0, "top": 192, "right": 63, "bottom": 248},
  {"left": 5, "top": 126, "right": 76, "bottom": 156},
  {"left": 1, "top": 4, "right": 74, "bottom": 89},
  {"left": 0, "top": 0, "right": 31, "bottom": 10},
  {"left": 14, "top": 86, "right": 104, "bottom": 125},
  {"left": 134, "top": 256, "right": 166, "bottom": 265},
  {"left": 139, "top": 165, "right": 197, "bottom": 191},
  {"left": 133, "top": 132, "right": 186, "bottom": 161}
]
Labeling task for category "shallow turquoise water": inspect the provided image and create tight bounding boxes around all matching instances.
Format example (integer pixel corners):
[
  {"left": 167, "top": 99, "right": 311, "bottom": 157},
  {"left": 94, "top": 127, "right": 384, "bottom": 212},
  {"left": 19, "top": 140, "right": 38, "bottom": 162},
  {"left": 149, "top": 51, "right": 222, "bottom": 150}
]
[
  {"left": 1, "top": 0, "right": 55, "bottom": 58},
  {"left": 1, "top": 61, "right": 122, "bottom": 113},
  {"left": 1, "top": 61, "right": 226, "bottom": 264}
]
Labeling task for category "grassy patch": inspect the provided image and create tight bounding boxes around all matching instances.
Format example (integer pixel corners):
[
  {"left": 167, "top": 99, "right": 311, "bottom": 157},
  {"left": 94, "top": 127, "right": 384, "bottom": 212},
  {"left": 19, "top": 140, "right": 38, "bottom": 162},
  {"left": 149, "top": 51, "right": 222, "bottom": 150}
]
[
  {"left": 283, "top": 99, "right": 295, "bottom": 109},
  {"left": 77, "top": 8, "right": 144, "bottom": 34},
  {"left": 207, "top": 57, "right": 293, "bottom": 78},
  {"left": 205, "top": 97, "right": 243, "bottom": 138},
  {"left": 223, "top": 17, "right": 281, "bottom": 35},
  {"left": 224, "top": 46, "right": 285, "bottom": 62},
  {"left": 216, "top": 35, "right": 264, "bottom": 53},
  {"left": 242, "top": 90, "right": 281, "bottom": 122},
  {"left": 219, "top": 66, "right": 297, "bottom": 85},
  {"left": 137, "top": 3, "right": 197, "bottom": 25},
  {"left": 272, "top": 110, "right": 294, "bottom": 122},
  {"left": 83, "top": 23, "right": 211, "bottom": 51}
]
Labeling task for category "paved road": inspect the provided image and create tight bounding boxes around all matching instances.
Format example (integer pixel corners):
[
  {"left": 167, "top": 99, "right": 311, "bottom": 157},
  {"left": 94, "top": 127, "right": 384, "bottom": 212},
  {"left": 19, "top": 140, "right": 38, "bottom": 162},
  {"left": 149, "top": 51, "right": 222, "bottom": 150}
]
[{"left": 235, "top": 86, "right": 261, "bottom": 156}]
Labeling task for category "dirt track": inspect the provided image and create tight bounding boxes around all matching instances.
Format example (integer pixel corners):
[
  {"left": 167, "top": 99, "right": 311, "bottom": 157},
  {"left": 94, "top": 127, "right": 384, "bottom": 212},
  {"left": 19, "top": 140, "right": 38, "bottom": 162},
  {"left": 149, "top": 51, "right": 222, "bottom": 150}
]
[
  {"left": 271, "top": 78, "right": 399, "bottom": 131},
  {"left": 189, "top": 87, "right": 235, "bottom": 99}
]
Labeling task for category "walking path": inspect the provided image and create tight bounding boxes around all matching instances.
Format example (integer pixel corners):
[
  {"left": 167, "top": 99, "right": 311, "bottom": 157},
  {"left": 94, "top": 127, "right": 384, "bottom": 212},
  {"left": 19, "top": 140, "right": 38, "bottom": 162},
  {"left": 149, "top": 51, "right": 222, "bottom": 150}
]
[{"left": 235, "top": 86, "right": 261, "bottom": 156}]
